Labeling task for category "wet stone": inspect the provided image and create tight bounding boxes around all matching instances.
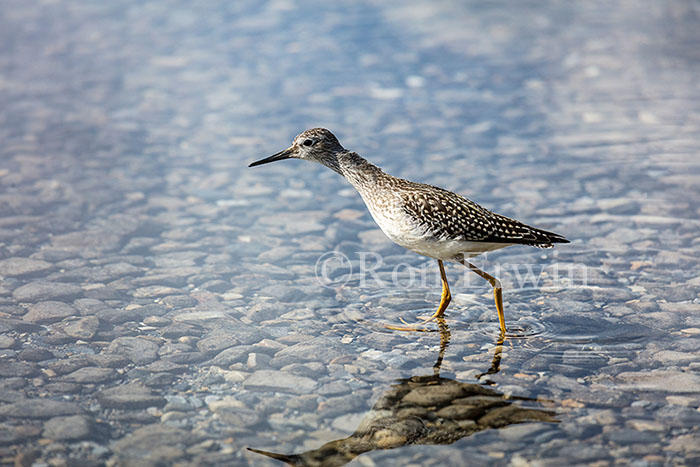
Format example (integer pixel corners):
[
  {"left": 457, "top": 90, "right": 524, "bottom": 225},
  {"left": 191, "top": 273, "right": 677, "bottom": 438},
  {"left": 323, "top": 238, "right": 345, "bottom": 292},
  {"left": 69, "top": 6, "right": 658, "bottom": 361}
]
[
  {"left": 47, "top": 357, "right": 90, "bottom": 375},
  {"left": 210, "top": 345, "right": 255, "bottom": 368},
  {"left": 162, "top": 351, "right": 207, "bottom": 364},
  {"left": 604, "top": 428, "right": 659, "bottom": 445},
  {"left": 12, "top": 282, "right": 82, "bottom": 303},
  {"left": 144, "top": 372, "right": 180, "bottom": 388},
  {"left": 161, "top": 294, "right": 198, "bottom": 308},
  {"left": 246, "top": 302, "right": 286, "bottom": 322},
  {"left": 0, "top": 399, "right": 85, "bottom": 418},
  {"left": 106, "top": 337, "right": 160, "bottom": 365},
  {"left": 618, "top": 370, "right": 700, "bottom": 393},
  {"left": 87, "top": 354, "right": 131, "bottom": 368},
  {"left": 200, "top": 279, "right": 231, "bottom": 293},
  {"left": 246, "top": 352, "right": 271, "bottom": 370},
  {"left": 84, "top": 286, "right": 123, "bottom": 300},
  {"left": 43, "top": 382, "right": 81, "bottom": 394},
  {"left": 0, "top": 336, "right": 18, "bottom": 349},
  {"left": 243, "top": 370, "right": 317, "bottom": 394},
  {"left": 259, "top": 285, "right": 306, "bottom": 302},
  {"left": 23, "top": 301, "right": 77, "bottom": 324},
  {"left": 49, "top": 230, "right": 112, "bottom": 256},
  {"left": 63, "top": 367, "right": 117, "bottom": 384},
  {"left": 42, "top": 415, "right": 99, "bottom": 441},
  {"left": 97, "top": 383, "right": 166, "bottom": 409},
  {"left": 197, "top": 330, "right": 240, "bottom": 355},
  {"left": 0, "top": 317, "right": 42, "bottom": 333},
  {"left": 280, "top": 362, "right": 327, "bottom": 378},
  {"left": 138, "top": 360, "right": 187, "bottom": 373},
  {"left": 113, "top": 424, "right": 192, "bottom": 462},
  {"left": 0, "top": 425, "right": 41, "bottom": 446},
  {"left": 133, "top": 285, "right": 183, "bottom": 298},
  {"left": 270, "top": 337, "right": 348, "bottom": 367},
  {"left": 0, "top": 361, "right": 38, "bottom": 377},
  {"left": 0, "top": 258, "right": 52, "bottom": 277},
  {"left": 53, "top": 316, "right": 101, "bottom": 340},
  {"left": 160, "top": 322, "right": 202, "bottom": 339},
  {"left": 17, "top": 348, "right": 54, "bottom": 362},
  {"left": 143, "top": 316, "right": 171, "bottom": 327}
]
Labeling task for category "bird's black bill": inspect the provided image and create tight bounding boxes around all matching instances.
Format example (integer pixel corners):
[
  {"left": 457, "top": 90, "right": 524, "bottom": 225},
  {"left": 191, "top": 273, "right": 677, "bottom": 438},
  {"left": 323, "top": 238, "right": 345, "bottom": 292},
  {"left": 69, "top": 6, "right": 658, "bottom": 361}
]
[{"left": 248, "top": 148, "right": 294, "bottom": 167}]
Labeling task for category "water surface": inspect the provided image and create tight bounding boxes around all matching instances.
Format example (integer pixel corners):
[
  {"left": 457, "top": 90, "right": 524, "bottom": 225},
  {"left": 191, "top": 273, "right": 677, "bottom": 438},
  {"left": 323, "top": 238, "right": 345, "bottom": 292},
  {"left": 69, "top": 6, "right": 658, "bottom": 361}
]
[{"left": 0, "top": 0, "right": 699, "bottom": 465}]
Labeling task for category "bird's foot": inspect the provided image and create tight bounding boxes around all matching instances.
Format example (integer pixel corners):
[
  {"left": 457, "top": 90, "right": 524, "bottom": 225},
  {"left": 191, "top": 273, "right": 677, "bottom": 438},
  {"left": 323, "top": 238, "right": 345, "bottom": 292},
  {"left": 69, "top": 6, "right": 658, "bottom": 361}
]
[{"left": 382, "top": 320, "right": 436, "bottom": 333}]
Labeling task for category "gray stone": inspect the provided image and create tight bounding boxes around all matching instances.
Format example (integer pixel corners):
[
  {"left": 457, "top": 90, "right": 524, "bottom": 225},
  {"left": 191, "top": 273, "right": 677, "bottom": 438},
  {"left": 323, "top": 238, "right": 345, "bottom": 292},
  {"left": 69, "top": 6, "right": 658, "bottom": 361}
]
[
  {"left": 0, "top": 258, "right": 52, "bottom": 277},
  {"left": 0, "top": 399, "right": 85, "bottom": 418},
  {"left": 17, "top": 348, "right": 53, "bottom": 362},
  {"left": 197, "top": 330, "right": 240, "bottom": 354},
  {"left": 51, "top": 229, "right": 124, "bottom": 258},
  {"left": 172, "top": 311, "right": 228, "bottom": 322},
  {"left": 0, "top": 361, "right": 38, "bottom": 377},
  {"left": 0, "top": 317, "right": 41, "bottom": 333},
  {"left": 42, "top": 415, "right": 95, "bottom": 441},
  {"left": 47, "top": 357, "right": 90, "bottom": 375},
  {"left": 55, "top": 316, "right": 100, "bottom": 339},
  {"left": 87, "top": 354, "right": 131, "bottom": 368},
  {"left": 63, "top": 367, "right": 117, "bottom": 383},
  {"left": 161, "top": 295, "right": 198, "bottom": 308},
  {"left": 23, "top": 301, "right": 77, "bottom": 324},
  {"left": 215, "top": 407, "right": 262, "bottom": 427},
  {"left": 200, "top": 280, "right": 231, "bottom": 293},
  {"left": 97, "top": 383, "right": 166, "bottom": 409},
  {"left": 163, "top": 351, "right": 207, "bottom": 364},
  {"left": 0, "top": 425, "right": 41, "bottom": 446},
  {"left": 106, "top": 336, "right": 160, "bottom": 364},
  {"left": 210, "top": 345, "right": 254, "bottom": 367},
  {"left": 259, "top": 285, "right": 306, "bottom": 302},
  {"left": 270, "top": 337, "right": 348, "bottom": 367},
  {"left": 133, "top": 285, "right": 183, "bottom": 298},
  {"left": 618, "top": 370, "right": 700, "bottom": 393},
  {"left": 247, "top": 352, "right": 271, "bottom": 370},
  {"left": 138, "top": 360, "right": 187, "bottom": 373},
  {"left": 143, "top": 316, "right": 172, "bottom": 327},
  {"left": 13, "top": 282, "right": 82, "bottom": 302},
  {"left": 113, "top": 424, "right": 192, "bottom": 462},
  {"left": 243, "top": 370, "right": 317, "bottom": 394},
  {"left": 0, "top": 336, "right": 18, "bottom": 349}
]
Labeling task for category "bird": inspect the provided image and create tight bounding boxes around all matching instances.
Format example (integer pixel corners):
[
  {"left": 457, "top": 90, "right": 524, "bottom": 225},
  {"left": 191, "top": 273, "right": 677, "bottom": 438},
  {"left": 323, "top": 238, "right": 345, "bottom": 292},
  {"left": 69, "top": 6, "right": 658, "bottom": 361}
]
[{"left": 249, "top": 128, "right": 569, "bottom": 336}]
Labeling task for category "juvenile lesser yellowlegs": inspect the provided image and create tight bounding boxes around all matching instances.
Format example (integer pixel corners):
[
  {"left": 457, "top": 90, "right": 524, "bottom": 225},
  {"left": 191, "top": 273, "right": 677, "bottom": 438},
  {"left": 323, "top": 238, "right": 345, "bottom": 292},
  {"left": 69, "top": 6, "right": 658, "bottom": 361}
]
[{"left": 249, "top": 128, "right": 569, "bottom": 335}]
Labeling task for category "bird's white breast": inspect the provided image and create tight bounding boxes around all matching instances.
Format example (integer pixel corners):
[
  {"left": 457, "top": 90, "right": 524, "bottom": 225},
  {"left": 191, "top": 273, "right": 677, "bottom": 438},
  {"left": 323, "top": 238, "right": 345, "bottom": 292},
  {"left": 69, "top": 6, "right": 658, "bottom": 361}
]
[{"left": 360, "top": 194, "right": 509, "bottom": 261}]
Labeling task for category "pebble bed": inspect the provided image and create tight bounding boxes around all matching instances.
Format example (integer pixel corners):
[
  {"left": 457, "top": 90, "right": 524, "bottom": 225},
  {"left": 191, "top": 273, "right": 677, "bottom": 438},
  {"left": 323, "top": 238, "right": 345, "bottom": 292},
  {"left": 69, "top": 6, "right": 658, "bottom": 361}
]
[{"left": 0, "top": 0, "right": 699, "bottom": 466}]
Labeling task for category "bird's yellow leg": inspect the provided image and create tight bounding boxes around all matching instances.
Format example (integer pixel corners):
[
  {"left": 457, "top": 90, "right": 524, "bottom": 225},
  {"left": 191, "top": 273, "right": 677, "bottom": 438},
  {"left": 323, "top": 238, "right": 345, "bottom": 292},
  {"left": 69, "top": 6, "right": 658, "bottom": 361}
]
[
  {"left": 460, "top": 260, "right": 506, "bottom": 336},
  {"left": 415, "top": 260, "right": 452, "bottom": 325},
  {"left": 382, "top": 260, "right": 451, "bottom": 332},
  {"left": 430, "top": 259, "right": 452, "bottom": 319}
]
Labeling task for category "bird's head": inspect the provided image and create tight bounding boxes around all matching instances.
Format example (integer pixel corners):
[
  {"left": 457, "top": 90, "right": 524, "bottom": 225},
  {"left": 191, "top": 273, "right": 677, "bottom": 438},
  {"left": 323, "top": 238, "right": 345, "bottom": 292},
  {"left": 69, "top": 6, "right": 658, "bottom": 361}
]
[{"left": 249, "top": 128, "right": 345, "bottom": 169}]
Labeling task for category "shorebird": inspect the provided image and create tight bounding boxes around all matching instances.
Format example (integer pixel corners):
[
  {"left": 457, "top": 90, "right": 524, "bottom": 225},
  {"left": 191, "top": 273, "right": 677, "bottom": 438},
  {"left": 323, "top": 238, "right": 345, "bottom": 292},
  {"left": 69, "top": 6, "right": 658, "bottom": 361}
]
[{"left": 249, "top": 128, "right": 569, "bottom": 335}]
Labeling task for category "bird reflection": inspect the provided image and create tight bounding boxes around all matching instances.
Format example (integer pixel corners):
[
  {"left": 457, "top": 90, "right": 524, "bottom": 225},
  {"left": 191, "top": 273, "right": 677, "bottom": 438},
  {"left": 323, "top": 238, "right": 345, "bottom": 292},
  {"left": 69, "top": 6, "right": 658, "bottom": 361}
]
[{"left": 249, "top": 321, "right": 557, "bottom": 466}]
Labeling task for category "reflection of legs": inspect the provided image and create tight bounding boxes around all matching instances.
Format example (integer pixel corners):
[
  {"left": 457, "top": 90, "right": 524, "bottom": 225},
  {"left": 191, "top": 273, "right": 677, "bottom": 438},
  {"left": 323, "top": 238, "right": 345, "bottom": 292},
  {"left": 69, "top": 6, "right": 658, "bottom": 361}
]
[
  {"left": 459, "top": 260, "right": 506, "bottom": 335},
  {"left": 476, "top": 335, "right": 504, "bottom": 380},
  {"left": 432, "top": 318, "right": 451, "bottom": 376}
]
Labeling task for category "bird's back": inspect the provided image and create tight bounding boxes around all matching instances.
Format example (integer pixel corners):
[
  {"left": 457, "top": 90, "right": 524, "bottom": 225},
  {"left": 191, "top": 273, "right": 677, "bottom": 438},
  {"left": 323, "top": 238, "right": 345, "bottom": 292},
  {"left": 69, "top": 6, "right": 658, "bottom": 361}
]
[{"left": 336, "top": 151, "right": 568, "bottom": 260}]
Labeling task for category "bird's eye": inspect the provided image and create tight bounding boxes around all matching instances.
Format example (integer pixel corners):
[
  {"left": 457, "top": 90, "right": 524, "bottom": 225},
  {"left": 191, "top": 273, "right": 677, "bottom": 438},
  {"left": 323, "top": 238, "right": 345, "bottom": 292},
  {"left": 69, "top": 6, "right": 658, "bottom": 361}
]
[{"left": 303, "top": 139, "right": 313, "bottom": 147}]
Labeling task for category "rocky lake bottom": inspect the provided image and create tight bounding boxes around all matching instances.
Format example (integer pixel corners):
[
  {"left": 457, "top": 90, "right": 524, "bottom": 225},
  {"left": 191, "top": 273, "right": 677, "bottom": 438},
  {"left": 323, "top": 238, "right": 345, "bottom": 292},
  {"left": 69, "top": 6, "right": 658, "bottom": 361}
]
[{"left": 0, "top": 0, "right": 699, "bottom": 465}]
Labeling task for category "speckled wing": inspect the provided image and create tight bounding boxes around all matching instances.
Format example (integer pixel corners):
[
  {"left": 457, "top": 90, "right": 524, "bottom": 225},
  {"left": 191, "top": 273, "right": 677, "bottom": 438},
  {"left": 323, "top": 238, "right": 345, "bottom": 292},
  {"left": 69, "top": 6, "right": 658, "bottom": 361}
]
[{"left": 401, "top": 184, "right": 569, "bottom": 247}]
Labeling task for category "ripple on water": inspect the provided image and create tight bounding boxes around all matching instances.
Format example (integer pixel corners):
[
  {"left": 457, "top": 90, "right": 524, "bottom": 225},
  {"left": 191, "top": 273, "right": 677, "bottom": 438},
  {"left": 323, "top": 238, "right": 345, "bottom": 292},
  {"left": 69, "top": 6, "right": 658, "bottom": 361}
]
[{"left": 337, "top": 286, "right": 658, "bottom": 361}]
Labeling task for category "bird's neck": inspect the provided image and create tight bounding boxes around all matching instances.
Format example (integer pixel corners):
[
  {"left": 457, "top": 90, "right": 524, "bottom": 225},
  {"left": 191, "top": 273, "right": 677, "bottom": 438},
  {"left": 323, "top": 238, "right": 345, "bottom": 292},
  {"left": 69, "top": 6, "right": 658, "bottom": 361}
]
[{"left": 333, "top": 151, "right": 385, "bottom": 191}]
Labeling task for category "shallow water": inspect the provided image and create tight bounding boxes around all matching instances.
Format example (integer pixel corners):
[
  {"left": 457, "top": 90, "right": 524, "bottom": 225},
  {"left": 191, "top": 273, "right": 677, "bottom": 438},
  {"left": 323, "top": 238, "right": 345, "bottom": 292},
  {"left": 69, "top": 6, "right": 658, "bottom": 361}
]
[{"left": 0, "top": 0, "right": 699, "bottom": 465}]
